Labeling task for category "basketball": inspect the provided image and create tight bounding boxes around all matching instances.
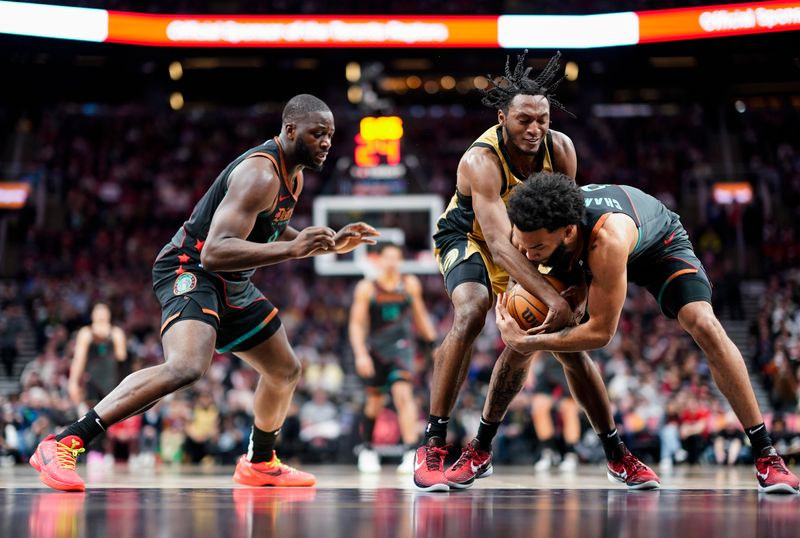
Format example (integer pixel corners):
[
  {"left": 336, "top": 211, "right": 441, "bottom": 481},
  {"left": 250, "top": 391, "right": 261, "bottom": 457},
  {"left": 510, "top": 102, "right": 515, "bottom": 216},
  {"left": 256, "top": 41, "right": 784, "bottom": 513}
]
[{"left": 505, "top": 275, "right": 567, "bottom": 330}]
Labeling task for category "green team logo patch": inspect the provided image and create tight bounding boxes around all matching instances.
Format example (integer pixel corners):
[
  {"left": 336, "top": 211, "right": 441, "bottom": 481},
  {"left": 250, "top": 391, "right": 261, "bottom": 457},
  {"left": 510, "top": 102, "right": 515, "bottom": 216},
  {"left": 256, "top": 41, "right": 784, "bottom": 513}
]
[{"left": 173, "top": 272, "right": 197, "bottom": 295}]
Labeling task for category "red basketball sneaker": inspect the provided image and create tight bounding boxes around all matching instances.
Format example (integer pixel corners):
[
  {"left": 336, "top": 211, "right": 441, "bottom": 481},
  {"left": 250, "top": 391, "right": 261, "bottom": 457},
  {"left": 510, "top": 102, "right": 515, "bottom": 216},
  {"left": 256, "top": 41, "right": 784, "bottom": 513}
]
[
  {"left": 607, "top": 448, "right": 660, "bottom": 490},
  {"left": 444, "top": 439, "right": 493, "bottom": 489},
  {"left": 755, "top": 447, "right": 800, "bottom": 494},
  {"left": 29, "top": 434, "right": 86, "bottom": 492},
  {"left": 233, "top": 453, "right": 316, "bottom": 487},
  {"left": 412, "top": 439, "right": 449, "bottom": 492}
]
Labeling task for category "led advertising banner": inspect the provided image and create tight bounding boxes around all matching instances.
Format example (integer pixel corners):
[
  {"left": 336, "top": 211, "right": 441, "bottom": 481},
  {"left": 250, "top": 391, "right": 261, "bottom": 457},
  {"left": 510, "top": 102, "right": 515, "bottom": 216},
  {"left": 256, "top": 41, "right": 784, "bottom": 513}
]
[{"left": 0, "top": 1, "right": 798, "bottom": 47}]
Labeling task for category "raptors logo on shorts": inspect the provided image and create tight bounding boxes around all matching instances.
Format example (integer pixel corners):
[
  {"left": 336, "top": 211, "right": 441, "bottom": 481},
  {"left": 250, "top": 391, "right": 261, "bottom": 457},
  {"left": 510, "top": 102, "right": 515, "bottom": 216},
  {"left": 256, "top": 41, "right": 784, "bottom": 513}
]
[{"left": 173, "top": 272, "right": 197, "bottom": 295}]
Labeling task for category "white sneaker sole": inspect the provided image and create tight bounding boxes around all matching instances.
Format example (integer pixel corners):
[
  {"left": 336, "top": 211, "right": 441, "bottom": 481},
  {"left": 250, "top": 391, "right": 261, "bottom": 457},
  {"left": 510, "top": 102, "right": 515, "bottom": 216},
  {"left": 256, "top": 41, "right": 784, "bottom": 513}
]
[
  {"left": 607, "top": 471, "right": 660, "bottom": 490},
  {"left": 412, "top": 479, "right": 450, "bottom": 492},
  {"left": 758, "top": 483, "right": 800, "bottom": 494}
]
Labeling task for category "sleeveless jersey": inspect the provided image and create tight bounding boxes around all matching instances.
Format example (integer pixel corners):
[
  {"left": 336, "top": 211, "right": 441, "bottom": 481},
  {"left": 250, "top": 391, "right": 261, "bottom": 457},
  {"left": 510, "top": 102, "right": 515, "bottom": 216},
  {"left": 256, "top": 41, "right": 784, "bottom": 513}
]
[
  {"left": 85, "top": 331, "right": 118, "bottom": 396},
  {"left": 168, "top": 137, "right": 303, "bottom": 282},
  {"left": 367, "top": 278, "right": 413, "bottom": 361},
  {"left": 576, "top": 184, "right": 685, "bottom": 268},
  {"left": 435, "top": 125, "right": 554, "bottom": 244}
]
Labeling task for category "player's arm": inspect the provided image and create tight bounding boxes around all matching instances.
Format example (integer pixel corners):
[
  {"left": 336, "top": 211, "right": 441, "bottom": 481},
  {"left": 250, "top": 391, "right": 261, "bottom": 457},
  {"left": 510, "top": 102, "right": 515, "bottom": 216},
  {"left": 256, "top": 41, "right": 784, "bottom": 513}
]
[
  {"left": 67, "top": 327, "right": 91, "bottom": 405},
  {"left": 496, "top": 220, "right": 631, "bottom": 353},
  {"left": 549, "top": 130, "right": 577, "bottom": 180},
  {"left": 348, "top": 279, "right": 375, "bottom": 378},
  {"left": 278, "top": 226, "right": 300, "bottom": 241},
  {"left": 201, "top": 158, "right": 335, "bottom": 272},
  {"left": 465, "top": 150, "right": 571, "bottom": 331},
  {"left": 406, "top": 275, "right": 437, "bottom": 343},
  {"left": 111, "top": 326, "right": 127, "bottom": 362}
]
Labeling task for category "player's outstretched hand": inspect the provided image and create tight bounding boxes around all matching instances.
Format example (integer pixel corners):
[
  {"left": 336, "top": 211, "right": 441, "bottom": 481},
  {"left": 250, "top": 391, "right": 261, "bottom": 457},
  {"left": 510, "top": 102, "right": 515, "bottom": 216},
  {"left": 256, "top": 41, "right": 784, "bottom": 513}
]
[
  {"left": 290, "top": 226, "right": 336, "bottom": 258},
  {"left": 333, "top": 222, "right": 380, "bottom": 254}
]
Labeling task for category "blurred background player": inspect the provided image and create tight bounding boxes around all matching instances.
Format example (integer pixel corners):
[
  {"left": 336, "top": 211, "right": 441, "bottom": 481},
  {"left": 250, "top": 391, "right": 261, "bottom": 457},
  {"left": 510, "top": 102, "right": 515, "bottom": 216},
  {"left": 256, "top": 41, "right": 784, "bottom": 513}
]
[
  {"left": 67, "top": 303, "right": 127, "bottom": 416},
  {"left": 67, "top": 302, "right": 128, "bottom": 467},
  {"left": 416, "top": 51, "right": 578, "bottom": 491},
  {"left": 29, "top": 94, "right": 379, "bottom": 491},
  {"left": 529, "top": 351, "right": 581, "bottom": 472},
  {"left": 350, "top": 243, "right": 437, "bottom": 473}
]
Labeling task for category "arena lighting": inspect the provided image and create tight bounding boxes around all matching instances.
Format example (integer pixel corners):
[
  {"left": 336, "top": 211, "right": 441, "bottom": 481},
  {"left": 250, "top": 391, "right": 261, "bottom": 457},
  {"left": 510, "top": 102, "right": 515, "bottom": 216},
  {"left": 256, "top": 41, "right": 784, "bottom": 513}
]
[
  {"left": 713, "top": 182, "right": 753, "bottom": 204},
  {"left": 0, "top": 1, "right": 798, "bottom": 47},
  {"left": 0, "top": 183, "right": 31, "bottom": 209},
  {"left": 498, "top": 12, "right": 640, "bottom": 48},
  {"left": 0, "top": 1, "right": 107, "bottom": 42}
]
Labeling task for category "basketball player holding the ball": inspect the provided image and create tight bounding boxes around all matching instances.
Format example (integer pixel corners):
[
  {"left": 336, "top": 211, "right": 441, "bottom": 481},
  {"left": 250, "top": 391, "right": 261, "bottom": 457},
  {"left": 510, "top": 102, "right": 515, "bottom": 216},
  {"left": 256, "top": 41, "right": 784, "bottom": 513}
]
[
  {"left": 495, "top": 173, "right": 799, "bottom": 493},
  {"left": 30, "top": 94, "right": 379, "bottom": 492},
  {"left": 414, "top": 51, "right": 581, "bottom": 491}
]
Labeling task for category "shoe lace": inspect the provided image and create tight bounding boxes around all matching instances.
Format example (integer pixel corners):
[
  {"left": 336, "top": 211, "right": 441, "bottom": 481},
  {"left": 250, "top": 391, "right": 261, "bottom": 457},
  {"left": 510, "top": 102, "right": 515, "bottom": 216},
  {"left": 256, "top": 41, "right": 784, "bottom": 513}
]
[
  {"left": 622, "top": 453, "right": 647, "bottom": 475},
  {"left": 765, "top": 455, "right": 789, "bottom": 475},
  {"left": 265, "top": 454, "right": 297, "bottom": 474},
  {"left": 56, "top": 440, "right": 85, "bottom": 470},
  {"left": 450, "top": 445, "right": 476, "bottom": 471},
  {"left": 425, "top": 445, "right": 448, "bottom": 471}
]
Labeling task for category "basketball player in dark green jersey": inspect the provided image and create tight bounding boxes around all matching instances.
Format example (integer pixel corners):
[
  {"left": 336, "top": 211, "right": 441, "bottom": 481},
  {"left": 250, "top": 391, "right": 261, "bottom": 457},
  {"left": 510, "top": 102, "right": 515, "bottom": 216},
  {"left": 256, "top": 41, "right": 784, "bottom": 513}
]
[
  {"left": 495, "top": 173, "right": 799, "bottom": 493},
  {"left": 68, "top": 303, "right": 127, "bottom": 409},
  {"left": 30, "top": 94, "right": 379, "bottom": 492},
  {"left": 350, "top": 243, "right": 437, "bottom": 474}
]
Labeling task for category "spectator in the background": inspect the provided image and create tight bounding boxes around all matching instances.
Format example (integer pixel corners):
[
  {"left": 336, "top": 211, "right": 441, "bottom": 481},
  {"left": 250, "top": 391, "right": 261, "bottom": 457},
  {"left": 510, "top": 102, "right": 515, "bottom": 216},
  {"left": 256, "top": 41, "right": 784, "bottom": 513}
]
[
  {"left": 299, "top": 389, "right": 340, "bottom": 450},
  {"left": 183, "top": 392, "right": 219, "bottom": 464},
  {"left": 712, "top": 410, "right": 745, "bottom": 466},
  {"left": 529, "top": 352, "right": 581, "bottom": 472},
  {"left": 678, "top": 391, "right": 711, "bottom": 464},
  {"left": 0, "top": 305, "right": 23, "bottom": 378}
]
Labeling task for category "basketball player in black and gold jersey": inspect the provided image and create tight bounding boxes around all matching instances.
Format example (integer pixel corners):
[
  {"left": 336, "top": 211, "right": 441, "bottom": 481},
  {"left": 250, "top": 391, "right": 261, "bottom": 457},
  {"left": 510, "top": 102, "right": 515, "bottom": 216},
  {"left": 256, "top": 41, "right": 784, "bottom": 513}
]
[
  {"left": 495, "top": 173, "right": 799, "bottom": 493},
  {"left": 30, "top": 94, "right": 379, "bottom": 491},
  {"left": 414, "top": 52, "right": 580, "bottom": 491},
  {"left": 349, "top": 244, "right": 437, "bottom": 474}
]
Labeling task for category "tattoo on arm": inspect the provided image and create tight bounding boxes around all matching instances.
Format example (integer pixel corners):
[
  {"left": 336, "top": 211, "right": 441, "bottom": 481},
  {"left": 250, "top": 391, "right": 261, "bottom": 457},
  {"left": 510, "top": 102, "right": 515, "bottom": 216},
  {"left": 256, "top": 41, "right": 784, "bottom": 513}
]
[
  {"left": 486, "top": 361, "right": 527, "bottom": 421},
  {"left": 558, "top": 326, "right": 575, "bottom": 337}
]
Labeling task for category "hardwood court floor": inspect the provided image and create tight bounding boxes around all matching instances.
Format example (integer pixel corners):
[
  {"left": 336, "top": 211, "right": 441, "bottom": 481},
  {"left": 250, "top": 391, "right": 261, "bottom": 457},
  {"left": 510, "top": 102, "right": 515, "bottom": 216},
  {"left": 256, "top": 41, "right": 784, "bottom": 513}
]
[{"left": 1, "top": 464, "right": 798, "bottom": 537}]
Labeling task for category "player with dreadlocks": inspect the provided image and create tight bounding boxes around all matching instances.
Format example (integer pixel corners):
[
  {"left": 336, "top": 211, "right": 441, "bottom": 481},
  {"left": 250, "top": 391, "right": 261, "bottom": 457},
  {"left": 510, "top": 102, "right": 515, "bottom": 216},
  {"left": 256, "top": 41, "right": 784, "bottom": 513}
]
[{"left": 414, "top": 51, "right": 583, "bottom": 491}]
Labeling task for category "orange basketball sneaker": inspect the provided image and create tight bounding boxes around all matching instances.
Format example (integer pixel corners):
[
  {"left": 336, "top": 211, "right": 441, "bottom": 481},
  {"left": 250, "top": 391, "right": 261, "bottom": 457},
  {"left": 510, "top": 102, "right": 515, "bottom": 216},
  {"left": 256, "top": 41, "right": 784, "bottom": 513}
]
[
  {"left": 233, "top": 452, "right": 316, "bottom": 487},
  {"left": 29, "top": 434, "right": 86, "bottom": 492}
]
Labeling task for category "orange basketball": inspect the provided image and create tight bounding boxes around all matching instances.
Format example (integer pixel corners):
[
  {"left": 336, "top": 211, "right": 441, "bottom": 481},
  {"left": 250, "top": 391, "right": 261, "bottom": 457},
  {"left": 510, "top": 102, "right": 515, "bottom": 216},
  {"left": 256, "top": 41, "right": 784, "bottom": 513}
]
[{"left": 505, "top": 275, "right": 567, "bottom": 330}]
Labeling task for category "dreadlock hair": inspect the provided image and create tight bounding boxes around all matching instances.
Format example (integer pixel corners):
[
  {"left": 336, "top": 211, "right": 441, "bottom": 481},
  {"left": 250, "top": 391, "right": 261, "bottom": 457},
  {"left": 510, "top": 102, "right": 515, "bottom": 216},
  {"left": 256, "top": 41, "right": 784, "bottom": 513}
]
[
  {"left": 508, "top": 172, "right": 585, "bottom": 232},
  {"left": 481, "top": 50, "right": 574, "bottom": 118},
  {"left": 282, "top": 94, "right": 331, "bottom": 125}
]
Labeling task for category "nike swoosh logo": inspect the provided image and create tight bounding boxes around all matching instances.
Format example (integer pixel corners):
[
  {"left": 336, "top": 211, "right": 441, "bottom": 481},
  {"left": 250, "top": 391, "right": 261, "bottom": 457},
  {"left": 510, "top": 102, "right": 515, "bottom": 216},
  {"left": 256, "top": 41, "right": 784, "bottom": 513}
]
[
  {"left": 437, "top": 419, "right": 449, "bottom": 424},
  {"left": 279, "top": 195, "right": 291, "bottom": 202},
  {"left": 470, "top": 461, "right": 484, "bottom": 474},
  {"left": 615, "top": 469, "right": 627, "bottom": 480},
  {"left": 40, "top": 447, "right": 54, "bottom": 467},
  {"left": 260, "top": 469, "right": 282, "bottom": 477},
  {"left": 748, "top": 425, "right": 765, "bottom": 435},
  {"left": 95, "top": 418, "right": 105, "bottom": 431},
  {"left": 414, "top": 457, "right": 425, "bottom": 472},
  {"left": 757, "top": 470, "right": 769, "bottom": 480},
  {"left": 663, "top": 232, "right": 676, "bottom": 245}
]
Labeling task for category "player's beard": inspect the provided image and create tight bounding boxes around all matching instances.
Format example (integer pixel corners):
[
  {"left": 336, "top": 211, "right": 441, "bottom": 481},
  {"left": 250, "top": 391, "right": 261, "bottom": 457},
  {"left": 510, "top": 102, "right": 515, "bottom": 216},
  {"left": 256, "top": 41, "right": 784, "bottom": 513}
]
[
  {"left": 512, "top": 138, "right": 538, "bottom": 156},
  {"left": 296, "top": 136, "right": 324, "bottom": 171},
  {"left": 543, "top": 241, "right": 570, "bottom": 268}
]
